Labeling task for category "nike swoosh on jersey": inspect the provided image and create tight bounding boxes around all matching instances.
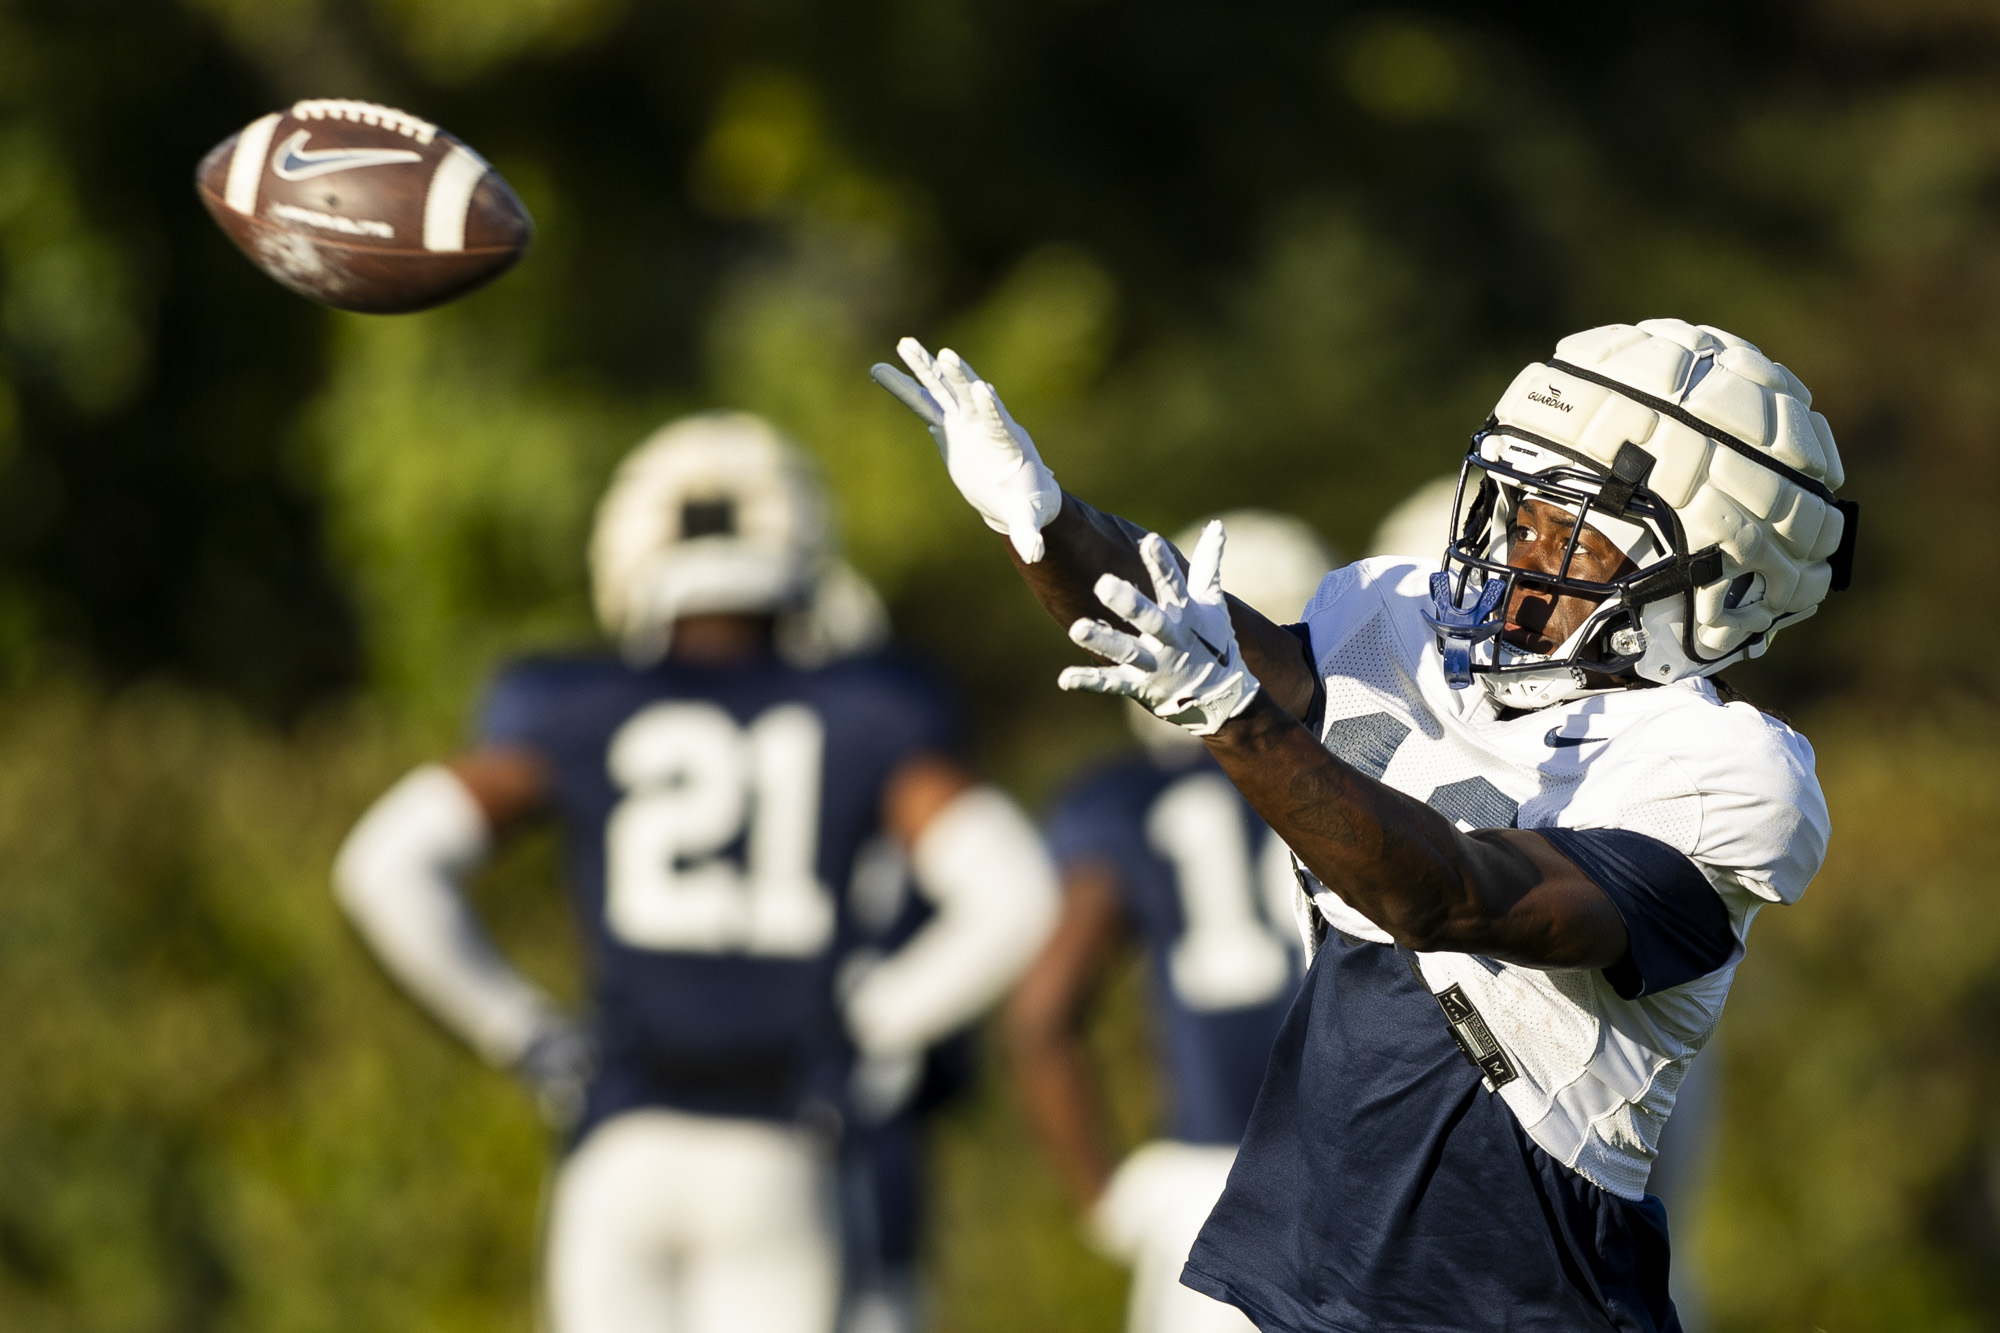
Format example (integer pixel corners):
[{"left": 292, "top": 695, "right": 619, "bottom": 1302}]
[
  {"left": 1543, "top": 729, "right": 1605, "bottom": 748},
  {"left": 270, "top": 130, "right": 423, "bottom": 182}
]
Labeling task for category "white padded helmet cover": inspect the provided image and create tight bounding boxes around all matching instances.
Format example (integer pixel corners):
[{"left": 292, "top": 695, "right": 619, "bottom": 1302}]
[
  {"left": 590, "top": 412, "right": 835, "bottom": 654},
  {"left": 1488, "top": 319, "right": 1847, "bottom": 668}
]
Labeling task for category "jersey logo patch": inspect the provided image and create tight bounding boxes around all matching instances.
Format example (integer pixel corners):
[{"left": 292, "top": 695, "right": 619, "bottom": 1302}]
[{"left": 1434, "top": 983, "right": 1518, "bottom": 1089}]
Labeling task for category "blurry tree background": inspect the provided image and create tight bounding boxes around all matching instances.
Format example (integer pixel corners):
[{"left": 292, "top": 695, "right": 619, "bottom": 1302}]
[{"left": 0, "top": 0, "right": 1996, "bottom": 1328}]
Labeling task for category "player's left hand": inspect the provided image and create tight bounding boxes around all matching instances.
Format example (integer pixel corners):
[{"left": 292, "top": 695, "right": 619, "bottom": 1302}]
[
  {"left": 892, "top": 338, "right": 1062, "bottom": 563},
  {"left": 1057, "top": 521, "right": 1260, "bottom": 736}
]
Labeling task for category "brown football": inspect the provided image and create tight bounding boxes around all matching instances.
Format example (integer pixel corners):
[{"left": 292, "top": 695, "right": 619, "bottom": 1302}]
[{"left": 195, "top": 99, "right": 533, "bottom": 314}]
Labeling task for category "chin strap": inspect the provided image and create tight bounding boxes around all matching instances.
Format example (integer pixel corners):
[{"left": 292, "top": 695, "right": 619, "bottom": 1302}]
[{"left": 1422, "top": 573, "right": 1507, "bottom": 689}]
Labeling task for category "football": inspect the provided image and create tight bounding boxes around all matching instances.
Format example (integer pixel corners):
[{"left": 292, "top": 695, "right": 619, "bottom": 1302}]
[{"left": 195, "top": 99, "right": 533, "bottom": 314}]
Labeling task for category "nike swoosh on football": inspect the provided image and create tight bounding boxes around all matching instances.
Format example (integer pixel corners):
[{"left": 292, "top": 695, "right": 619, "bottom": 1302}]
[{"left": 270, "top": 130, "right": 423, "bottom": 182}]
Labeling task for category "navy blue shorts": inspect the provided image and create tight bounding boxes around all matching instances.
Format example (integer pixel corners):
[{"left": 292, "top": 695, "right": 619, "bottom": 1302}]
[{"left": 1182, "top": 931, "right": 1680, "bottom": 1333}]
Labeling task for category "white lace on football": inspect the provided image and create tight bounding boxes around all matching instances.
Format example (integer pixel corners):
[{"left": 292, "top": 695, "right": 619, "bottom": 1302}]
[{"left": 291, "top": 99, "right": 438, "bottom": 144}]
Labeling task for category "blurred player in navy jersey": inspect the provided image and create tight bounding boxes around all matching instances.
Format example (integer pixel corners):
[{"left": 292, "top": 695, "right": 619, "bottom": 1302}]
[
  {"left": 333, "top": 412, "right": 1059, "bottom": 1333},
  {"left": 1008, "top": 511, "right": 1335, "bottom": 1333}
]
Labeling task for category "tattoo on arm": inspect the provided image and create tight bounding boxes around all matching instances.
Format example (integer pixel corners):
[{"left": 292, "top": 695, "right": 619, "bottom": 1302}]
[{"left": 1206, "top": 695, "right": 1623, "bottom": 968}]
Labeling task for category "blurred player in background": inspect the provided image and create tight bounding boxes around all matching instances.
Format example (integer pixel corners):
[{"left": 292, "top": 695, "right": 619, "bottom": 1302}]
[
  {"left": 1364, "top": 476, "right": 1460, "bottom": 568},
  {"left": 1006, "top": 511, "right": 1334, "bottom": 1333},
  {"left": 333, "top": 412, "right": 1059, "bottom": 1333},
  {"left": 1368, "top": 477, "right": 1719, "bottom": 1333}
]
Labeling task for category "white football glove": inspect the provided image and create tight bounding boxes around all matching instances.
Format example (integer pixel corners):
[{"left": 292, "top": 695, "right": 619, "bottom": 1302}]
[
  {"left": 1057, "top": 521, "right": 1260, "bottom": 736},
  {"left": 892, "top": 337, "right": 1062, "bottom": 563}
]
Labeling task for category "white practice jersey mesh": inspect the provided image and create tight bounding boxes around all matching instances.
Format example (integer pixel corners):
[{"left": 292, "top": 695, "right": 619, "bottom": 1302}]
[{"left": 1296, "top": 557, "right": 1829, "bottom": 1199}]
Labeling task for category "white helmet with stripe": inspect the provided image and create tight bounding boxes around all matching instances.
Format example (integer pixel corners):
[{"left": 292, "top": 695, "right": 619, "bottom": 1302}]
[
  {"left": 1432, "top": 319, "right": 1857, "bottom": 709},
  {"left": 590, "top": 411, "right": 887, "bottom": 665}
]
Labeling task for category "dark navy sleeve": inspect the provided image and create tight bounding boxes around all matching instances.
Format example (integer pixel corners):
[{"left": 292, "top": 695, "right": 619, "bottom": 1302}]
[
  {"left": 477, "top": 661, "right": 557, "bottom": 750},
  {"left": 1280, "top": 622, "right": 1325, "bottom": 736},
  {"left": 1541, "top": 828, "right": 1735, "bottom": 999}
]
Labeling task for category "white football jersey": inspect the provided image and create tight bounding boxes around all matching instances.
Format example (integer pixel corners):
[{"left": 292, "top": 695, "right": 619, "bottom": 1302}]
[{"left": 1294, "top": 558, "right": 1829, "bottom": 1200}]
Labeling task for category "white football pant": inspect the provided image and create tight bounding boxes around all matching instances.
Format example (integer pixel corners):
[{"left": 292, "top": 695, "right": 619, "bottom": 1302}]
[
  {"left": 1093, "top": 1141, "right": 1257, "bottom": 1333},
  {"left": 546, "top": 1108, "right": 839, "bottom": 1333}
]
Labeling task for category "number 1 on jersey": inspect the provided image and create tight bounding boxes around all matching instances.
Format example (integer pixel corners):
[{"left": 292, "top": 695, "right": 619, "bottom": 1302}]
[{"left": 1147, "top": 772, "right": 1297, "bottom": 1011}]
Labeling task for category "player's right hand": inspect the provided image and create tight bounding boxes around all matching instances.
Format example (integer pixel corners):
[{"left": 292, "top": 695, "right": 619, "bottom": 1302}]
[
  {"left": 1058, "top": 521, "right": 1262, "bottom": 736},
  {"left": 894, "top": 338, "right": 1062, "bottom": 563}
]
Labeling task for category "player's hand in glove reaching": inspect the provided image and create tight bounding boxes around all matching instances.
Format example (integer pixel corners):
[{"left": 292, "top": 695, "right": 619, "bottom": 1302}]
[
  {"left": 1058, "top": 520, "right": 1261, "bottom": 736},
  {"left": 889, "top": 338, "right": 1062, "bottom": 563}
]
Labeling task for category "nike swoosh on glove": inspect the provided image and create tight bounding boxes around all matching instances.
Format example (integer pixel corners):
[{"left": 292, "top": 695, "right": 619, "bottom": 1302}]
[
  {"left": 1057, "top": 520, "right": 1260, "bottom": 736},
  {"left": 895, "top": 337, "right": 1062, "bottom": 563}
]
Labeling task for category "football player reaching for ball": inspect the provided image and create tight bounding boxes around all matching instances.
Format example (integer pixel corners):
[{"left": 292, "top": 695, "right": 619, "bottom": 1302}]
[
  {"left": 333, "top": 413, "right": 1059, "bottom": 1333},
  {"left": 1366, "top": 473, "right": 1727, "bottom": 1332},
  {"left": 1365, "top": 472, "right": 1727, "bottom": 1330},
  {"left": 1006, "top": 512, "right": 1334, "bottom": 1333},
  {"left": 880, "top": 320, "right": 1853, "bottom": 1333}
]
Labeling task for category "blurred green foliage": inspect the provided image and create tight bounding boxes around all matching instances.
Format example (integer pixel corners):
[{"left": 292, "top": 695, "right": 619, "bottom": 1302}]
[{"left": 0, "top": 0, "right": 1998, "bottom": 1328}]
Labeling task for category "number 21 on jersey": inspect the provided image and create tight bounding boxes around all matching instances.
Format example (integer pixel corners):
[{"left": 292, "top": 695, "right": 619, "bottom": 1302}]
[{"left": 605, "top": 701, "right": 835, "bottom": 956}]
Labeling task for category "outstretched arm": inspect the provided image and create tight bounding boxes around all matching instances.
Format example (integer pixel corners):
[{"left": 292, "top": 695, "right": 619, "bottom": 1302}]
[
  {"left": 1059, "top": 536, "right": 1625, "bottom": 967},
  {"left": 878, "top": 343, "right": 1316, "bottom": 719},
  {"left": 877, "top": 340, "right": 1626, "bottom": 972},
  {"left": 1209, "top": 697, "right": 1628, "bottom": 966}
]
